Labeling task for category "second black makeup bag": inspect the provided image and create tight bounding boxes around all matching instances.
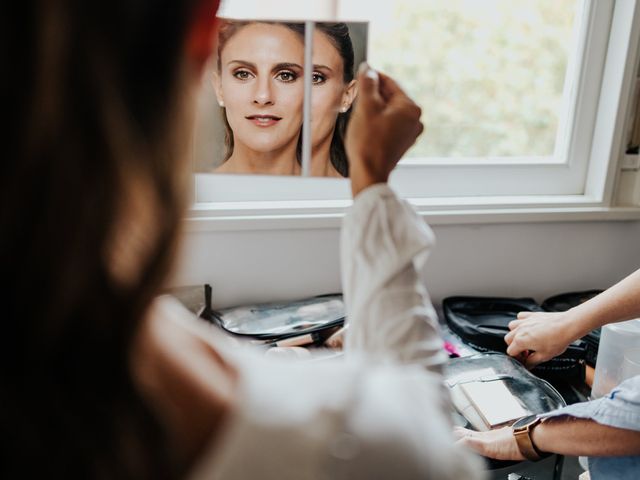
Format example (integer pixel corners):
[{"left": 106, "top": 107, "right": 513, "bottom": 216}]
[
  {"left": 442, "top": 295, "right": 587, "bottom": 383},
  {"left": 541, "top": 290, "right": 602, "bottom": 366}
]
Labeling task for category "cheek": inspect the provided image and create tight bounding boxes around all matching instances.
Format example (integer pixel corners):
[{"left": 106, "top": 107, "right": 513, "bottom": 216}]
[
  {"left": 278, "top": 84, "right": 304, "bottom": 113},
  {"left": 311, "top": 88, "right": 342, "bottom": 124},
  {"left": 221, "top": 82, "right": 247, "bottom": 112},
  {"left": 221, "top": 87, "right": 246, "bottom": 132}
]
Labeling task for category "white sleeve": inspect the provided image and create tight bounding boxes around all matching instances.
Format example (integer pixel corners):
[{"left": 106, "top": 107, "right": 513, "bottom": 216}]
[
  {"left": 184, "top": 185, "right": 484, "bottom": 480},
  {"left": 342, "top": 183, "right": 447, "bottom": 371},
  {"left": 187, "top": 359, "right": 484, "bottom": 480}
]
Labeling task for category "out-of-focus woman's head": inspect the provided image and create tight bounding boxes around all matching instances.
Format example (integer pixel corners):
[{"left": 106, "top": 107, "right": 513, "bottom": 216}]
[{"left": 1, "top": 0, "right": 219, "bottom": 478}]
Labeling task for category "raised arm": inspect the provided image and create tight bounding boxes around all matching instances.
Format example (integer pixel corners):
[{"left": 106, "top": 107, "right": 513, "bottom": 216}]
[{"left": 341, "top": 65, "right": 446, "bottom": 370}]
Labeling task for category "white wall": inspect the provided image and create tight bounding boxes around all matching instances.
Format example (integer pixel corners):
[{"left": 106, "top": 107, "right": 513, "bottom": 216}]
[{"left": 172, "top": 219, "right": 640, "bottom": 310}]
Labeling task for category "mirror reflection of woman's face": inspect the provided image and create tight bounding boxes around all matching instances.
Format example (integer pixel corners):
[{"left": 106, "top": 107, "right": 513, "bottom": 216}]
[
  {"left": 217, "top": 23, "right": 304, "bottom": 156},
  {"left": 311, "top": 30, "right": 356, "bottom": 152}
]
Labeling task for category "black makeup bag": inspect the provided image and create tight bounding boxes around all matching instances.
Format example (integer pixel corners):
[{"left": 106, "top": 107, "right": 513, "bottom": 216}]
[
  {"left": 443, "top": 295, "right": 586, "bottom": 383},
  {"left": 541, "top": 290, "right": 602, "bottom": 367}
]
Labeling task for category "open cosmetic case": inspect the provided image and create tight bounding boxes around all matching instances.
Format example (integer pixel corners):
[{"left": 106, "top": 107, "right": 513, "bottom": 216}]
[
  {"left": 445, "top": 353, "right": 566, "bottom": 479},
  {"left": 199, "top": 285, "right": 345, "bottom": 345}
]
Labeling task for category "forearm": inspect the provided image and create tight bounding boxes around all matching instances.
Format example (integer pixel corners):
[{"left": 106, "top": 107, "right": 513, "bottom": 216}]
[
  {"left": 342, "top": 185, "right": 446, "bottom": 369},
  {"left": 532, "top": 417, "right": 640, "bottom": 457},
  {"left": 564, "top": 269, "right": 640, "bottom": 340}
]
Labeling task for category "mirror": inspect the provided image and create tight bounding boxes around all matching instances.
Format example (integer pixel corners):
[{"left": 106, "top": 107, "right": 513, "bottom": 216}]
[{"left": 193, "top": 19, "right": 368, "bottom": 177}]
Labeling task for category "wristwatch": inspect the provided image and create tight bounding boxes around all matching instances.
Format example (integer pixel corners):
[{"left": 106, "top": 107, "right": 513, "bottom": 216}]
[{"left": 512, "top": 414, "right": 547, "bottom": 461}]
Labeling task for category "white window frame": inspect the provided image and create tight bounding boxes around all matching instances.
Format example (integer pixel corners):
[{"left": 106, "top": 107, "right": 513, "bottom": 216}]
[{"left": 189, "top": 0, "right": 640, "bottom": 231}]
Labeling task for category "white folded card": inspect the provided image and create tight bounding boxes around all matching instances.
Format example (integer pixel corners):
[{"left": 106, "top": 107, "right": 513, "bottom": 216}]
[{"left": 460, "top": 379, "right": 529, "bottom": 428}]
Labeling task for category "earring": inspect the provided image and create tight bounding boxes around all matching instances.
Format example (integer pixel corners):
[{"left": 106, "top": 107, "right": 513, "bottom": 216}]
[
  {"left": 218, "top": 100, "right": 225, "bottom": 107},
  {"left": 340, "top": 106, "right": 348, "bottom": 113}
]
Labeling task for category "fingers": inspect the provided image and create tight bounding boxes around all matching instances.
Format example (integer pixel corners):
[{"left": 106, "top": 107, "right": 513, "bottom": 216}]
[
  {"left": 324, "top": 327, "right": 345, "bottom": 349},
  {"left": 264, "top": 346, "right": 311, "bottom": 359},
  {"left": 505, "top": 317, "right": 532, "bottom": 357},
  {"left": 505, "top": 337, "right": 526, "bottom": 358},
  {"left": 453, "top": 428, "right": 487, "bottom": 456},
  {"left": 509, "top": 311, "right": 533, "bottom": 330},
  {"left": 508, "top": 319, "right": 524, "bottom": 331},
  {"left": 504, "top": 328, "right": 516, "bottom": 346},
  {"left": 506, "top": 334, "right": 554, "bottom": 369},
  {"left": 453, "top": 426, "right": 473, "bottom": 441},
  {"left": 506, "top": 333, "right": 545, "bottom": 369},
  {"left": 453, "top": 427, "right": 478, "bottom": 450},
  {"left": 524, "top": 351, "right": 545, "bottom": 369}
]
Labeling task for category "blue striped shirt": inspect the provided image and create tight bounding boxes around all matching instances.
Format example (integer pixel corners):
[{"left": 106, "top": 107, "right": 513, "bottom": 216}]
[{"left": 542, "top": 375, "right": 640, "bottom": 480}]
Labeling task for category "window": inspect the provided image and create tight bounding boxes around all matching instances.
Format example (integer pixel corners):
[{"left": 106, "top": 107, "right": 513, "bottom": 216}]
[
  {"left": 370, "top": 0, "right": 578, "bottom": 161},
  {"left": 192, "top": 0, "right": 639, "bottom": 220}
]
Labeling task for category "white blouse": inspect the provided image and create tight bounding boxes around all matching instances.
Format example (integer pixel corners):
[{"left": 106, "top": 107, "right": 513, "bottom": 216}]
[{"left": 176, "top": 184, "right": 484, "bottom": 479}]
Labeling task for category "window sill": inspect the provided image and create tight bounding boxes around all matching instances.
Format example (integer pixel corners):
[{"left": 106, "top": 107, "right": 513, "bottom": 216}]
[{"left": 187, "top": 194, "right": 640, "bottom": 232}]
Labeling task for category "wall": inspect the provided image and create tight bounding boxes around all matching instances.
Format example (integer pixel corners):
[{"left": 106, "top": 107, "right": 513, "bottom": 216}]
[{"left": 172, "top": 219, "right": 640, "bottom": 310}]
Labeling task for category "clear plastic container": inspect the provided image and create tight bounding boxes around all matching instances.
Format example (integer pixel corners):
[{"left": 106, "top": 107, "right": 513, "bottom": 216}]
[
  {"left": 622, "top": 347, "right": 640, "bottom": 379},
  {"left": 592, "top": 319, "right": 640, "bottom": 398}
]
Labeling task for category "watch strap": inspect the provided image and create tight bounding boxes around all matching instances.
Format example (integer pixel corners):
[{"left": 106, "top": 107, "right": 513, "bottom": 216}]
[{"left": 513, "top": 416, "right": 544, "bottom": 461}]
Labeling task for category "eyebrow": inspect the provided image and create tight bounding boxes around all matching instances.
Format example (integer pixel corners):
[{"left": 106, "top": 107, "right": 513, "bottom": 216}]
[
  {"left": 274, "top": 62, "right": 303, "bottom": 72},
  {"left": 314, "top": 64, "right": 333, "bottom": 72},
  {"left": 227, "top": 60, "right": 304, "bottom": 73}
]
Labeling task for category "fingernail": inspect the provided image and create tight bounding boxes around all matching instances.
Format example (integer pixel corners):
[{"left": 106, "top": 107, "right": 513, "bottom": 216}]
[
  {"left": 358, "top": 62, "right": 379, "bottom": 81},
  {"left": 357, "top": 61, "right": 369, "bottom": 76},
  {"left": 365, "top": 68, "right": 379, "bottom": 82}
]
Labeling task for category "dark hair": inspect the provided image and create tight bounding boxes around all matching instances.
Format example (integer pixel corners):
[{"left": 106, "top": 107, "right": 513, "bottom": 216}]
[
  {"left": 216, "top": 21, "right": 355, "bottom": 177},
  {"left": 0, "top": 1, "right": 214, "bottom": 478}
]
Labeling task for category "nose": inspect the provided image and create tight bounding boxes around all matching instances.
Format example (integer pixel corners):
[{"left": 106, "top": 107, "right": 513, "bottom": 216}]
[{"left": 253, "top": 77, "right": 274, "bottom": 106}]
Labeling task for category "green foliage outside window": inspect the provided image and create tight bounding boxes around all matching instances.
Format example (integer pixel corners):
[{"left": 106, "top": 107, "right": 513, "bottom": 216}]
[{"left": 369, "top": 0, "right": 578, "bottom": 158}]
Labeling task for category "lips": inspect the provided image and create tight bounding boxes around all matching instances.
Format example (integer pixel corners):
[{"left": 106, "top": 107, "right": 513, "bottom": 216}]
[{"left": 246, "top": 114, "right": 282, "bottom": 127}]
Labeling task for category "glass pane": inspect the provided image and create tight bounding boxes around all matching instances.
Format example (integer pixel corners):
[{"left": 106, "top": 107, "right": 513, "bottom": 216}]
[{"left": 366, "top": 0, "right": 580, "bottom": 158}]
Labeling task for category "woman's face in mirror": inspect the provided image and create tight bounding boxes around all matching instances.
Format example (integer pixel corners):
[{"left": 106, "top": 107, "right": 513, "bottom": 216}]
[
  {"left": 311, "top": 29, "right": 357, "bottom": 173},
  {"left": 215, "top": 23, "right": 304, "bottom": 157},
  {"left": 197, "top": 21, "right": 366, "bottom": 176}
]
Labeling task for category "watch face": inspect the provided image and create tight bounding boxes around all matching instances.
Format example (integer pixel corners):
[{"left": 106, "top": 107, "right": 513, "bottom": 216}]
[{"left": 512, "top": 414, "right": 538, "bottom": 429}]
